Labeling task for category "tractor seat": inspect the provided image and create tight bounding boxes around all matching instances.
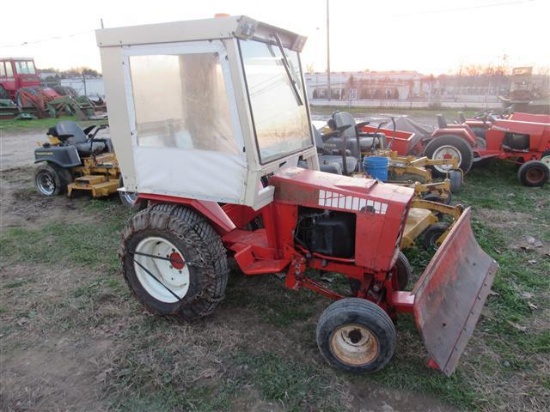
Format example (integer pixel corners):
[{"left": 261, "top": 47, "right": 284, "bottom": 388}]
[
  {"left": 312, "top": 127, "right": 358, "bottom": 175},
  {"left": 49, "top": 120, "right": 105, "bottom": 157}
]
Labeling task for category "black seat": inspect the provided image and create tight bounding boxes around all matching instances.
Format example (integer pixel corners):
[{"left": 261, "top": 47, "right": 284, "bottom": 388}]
[
  {"left": 51, "top": 120, "right": 105, "bottom": 157},
  {"left": 313, "top": 126, "right": 357, "bottom": 175}
]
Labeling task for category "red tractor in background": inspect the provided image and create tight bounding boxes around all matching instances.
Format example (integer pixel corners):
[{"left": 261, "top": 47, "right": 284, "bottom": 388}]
[
  {"left": 424, "top": 112, "right": 550, "bottom": 186},
  {"left": 0, "top": 58, "right": 41, "bottom": 100}
]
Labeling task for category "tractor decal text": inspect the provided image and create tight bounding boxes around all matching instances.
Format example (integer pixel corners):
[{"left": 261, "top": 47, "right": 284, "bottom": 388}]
[{"left": 318, "top": 190, "right": 388, "bottom": 214}]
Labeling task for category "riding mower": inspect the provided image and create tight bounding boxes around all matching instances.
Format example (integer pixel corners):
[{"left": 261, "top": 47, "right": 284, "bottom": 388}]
[
  {"left": 33, "top": 120, "right": 143, "bottom": 209},
  {"left": 425, "top": 111, "right": 550, "bottom": 186},
  {"left": 315, "top": 111, "right": 465, "bottom": 250},
  {"left": 318, "top": 112, "right": 462, "bottom": 200},
  {"left": 96, "top": 15, "right": 498, "bottom": 376}
]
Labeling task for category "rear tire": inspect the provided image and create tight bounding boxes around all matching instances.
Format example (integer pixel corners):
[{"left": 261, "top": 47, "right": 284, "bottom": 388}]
[
  {"left": 316, "top": 298, "right": 396, "bottom": 374},
  {"left": 517, "top": 160, "right": 549, "bottom": 187},
  {"left": 35, "top": 163, "right": 70, "bottom": 196},
  {"left": 120, "top": 204, "right": 229, "bottom": 320},
  {"left": 424, "top": 135, "right": 474, "bottom": 177}
]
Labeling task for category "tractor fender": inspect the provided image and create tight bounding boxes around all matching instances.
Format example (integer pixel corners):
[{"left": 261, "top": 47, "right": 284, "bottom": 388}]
[
  {"left": 34, "top": 145, "right": 81, "bottom": 168},
  {"left": 431, "top": 128, "right": 476, "bottom": 147}
]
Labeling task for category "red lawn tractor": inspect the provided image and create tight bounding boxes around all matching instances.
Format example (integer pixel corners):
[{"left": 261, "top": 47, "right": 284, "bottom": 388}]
[
  {"left": 97, "top": 15, "right": 498, "bottom": 375},
  {"left": 425, "top": 112, "right": 550, "bottom": 186}
]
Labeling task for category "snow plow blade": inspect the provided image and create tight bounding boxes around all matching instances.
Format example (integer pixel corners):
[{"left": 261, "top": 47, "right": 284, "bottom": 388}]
[{"left": 412, "top": 207, "right": 499, "bottom": 376}]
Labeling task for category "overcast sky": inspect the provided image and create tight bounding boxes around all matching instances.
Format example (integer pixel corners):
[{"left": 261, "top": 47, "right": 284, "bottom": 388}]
[{"left": 1, "top": 0, "right": 548, "bottom": 74}]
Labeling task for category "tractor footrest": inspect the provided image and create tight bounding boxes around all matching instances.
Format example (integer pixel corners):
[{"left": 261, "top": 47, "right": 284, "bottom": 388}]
[{"left": 234, "top": 245, "right": 289, "bottom": 275}]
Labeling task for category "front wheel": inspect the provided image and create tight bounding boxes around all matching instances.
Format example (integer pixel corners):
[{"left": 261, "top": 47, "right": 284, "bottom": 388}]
[
  {"left": 449, "top": 169, "right": 462, "bottom": 193},
  {"left": 316, "top": 298, "right": 396, "bottom": 374},
  {"left": 34, "top": 163, "right": 71, "bottom": 196},
  {"left": 120, "top": 204, "right": 229, "bottom": 320},
  {"left": 517, "top": 160, "right": 549, "bottom": 187},
  {"left": 421, "top": 222, "right": 450, "bottom": 250},
  {"left": 424, "top": 135, "right": 474, "bottom": 177},
  {"left": 393, "top": 251, "right": 411, "bottom": 291}
]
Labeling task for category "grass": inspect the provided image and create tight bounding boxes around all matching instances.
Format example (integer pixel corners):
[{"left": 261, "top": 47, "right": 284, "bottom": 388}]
[
  {"left": 0, "top": 115, "right": 102, "bottom": 133},
  {"left": 1, "top": 122, "right": 549, "bottom": 410}
]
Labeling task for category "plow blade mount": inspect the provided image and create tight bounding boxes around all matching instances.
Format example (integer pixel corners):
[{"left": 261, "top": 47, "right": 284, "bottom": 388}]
[{"left": 412, "top": 207, "right": 499, "bottom": 376}]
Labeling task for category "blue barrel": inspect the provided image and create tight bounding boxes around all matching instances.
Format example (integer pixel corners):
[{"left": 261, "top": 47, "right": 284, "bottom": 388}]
[{"left": 364, "top": 156, "right": 389, "bottom": 181}]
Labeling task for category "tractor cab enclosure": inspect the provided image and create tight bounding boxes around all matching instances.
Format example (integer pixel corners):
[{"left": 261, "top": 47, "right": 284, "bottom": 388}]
[{"left": 97, "top": 16, "right": 317, "bottom": 210}]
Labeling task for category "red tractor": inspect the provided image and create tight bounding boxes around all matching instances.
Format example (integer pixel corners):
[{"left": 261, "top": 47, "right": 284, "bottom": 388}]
[
  {"left": 425, "top": 112, "right": 550, "bottom": 186},
  {"left": 97, "top": 15, "right": 498, "bottom": 375},
  {"left": 0, "top": 58, "right": 41, "bottom": 100}
]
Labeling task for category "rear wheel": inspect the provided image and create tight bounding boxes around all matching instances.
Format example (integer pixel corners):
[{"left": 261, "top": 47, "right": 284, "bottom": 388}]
[
  {"left": 517, "top": 160, "right": 549, "bottom": 187},
  {"left": 120, "top": 204, "right": 229, "bottom": 320},
  {"left": 35, "top": 163, "right": 70, "bottom": 196},
  {"left": 424, "top": 135, "right": 474, "bottom": 177},
  {"left": 316, "top": 298, "right": 396, "bottom": 374}
]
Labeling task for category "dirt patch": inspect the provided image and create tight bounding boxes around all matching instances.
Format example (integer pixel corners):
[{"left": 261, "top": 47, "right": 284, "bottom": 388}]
[{"left": 476, "top": 208, "right": 550, "bottom": 257}]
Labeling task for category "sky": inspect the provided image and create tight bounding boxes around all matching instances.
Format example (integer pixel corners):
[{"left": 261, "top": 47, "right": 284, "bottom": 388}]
[{"left": 1, "top": 0, "right": 548, "bottom": 75}]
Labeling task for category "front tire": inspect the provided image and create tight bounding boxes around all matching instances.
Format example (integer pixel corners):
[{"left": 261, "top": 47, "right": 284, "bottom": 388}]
[
  {"left": 35, "top": 163, "right": 71, "bottom": 196},
  {"left": 424, "top": 135, "right": 474, "bottom": 177},
  {"left": 120, "top": 204, "right": 229, "bottom": 320},
  {"left": 393, "top": 251, "right": 411, "bottom": 290},
  {"left": 449, "top": 170, "right": 462, "bottom": 193},
  {"left": 316, "top": 298, "right": 396, "bottom": 374},
  {"left": 421, "top": 222, "right": 450, "bottom": 250},
  {"left": 517, "top": 160, "right": 549, "bottom": 187}
]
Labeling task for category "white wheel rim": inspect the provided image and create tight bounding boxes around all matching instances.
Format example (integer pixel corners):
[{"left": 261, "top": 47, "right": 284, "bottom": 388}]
[
  {"left": 134, "top": 236, "right": 190, "bottom": 303},
  {"left": 432, "top": 145, "right": 462, "bottom": 173},
  {"left": 541, "top": 155, "right": 550, "bottom": 169},
  {"left": 37, "top": 172, "right": 55, "bottom": 195},
  {"left": 329, "top": 324, "right": 379, "bottom": 366}
]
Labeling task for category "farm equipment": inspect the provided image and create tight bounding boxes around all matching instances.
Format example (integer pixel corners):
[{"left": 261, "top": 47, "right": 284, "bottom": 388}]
[
  {"left": 424, "top": 112, "right": 550, "bottom": 186},
  {"left": 33, "top": 120, "right": 141, "bottom": 208},
  {"left": 96, "top": 15, "right": 498, "bottom": 375},
  {"left": 0, "top": 58, "right": 41, "bottom": 100},
  {"left": 316, "top": 112, "right": 462, "bottom": 202},
  {"left": 313, "top": 112, "right": 464, "bottom": 250}
]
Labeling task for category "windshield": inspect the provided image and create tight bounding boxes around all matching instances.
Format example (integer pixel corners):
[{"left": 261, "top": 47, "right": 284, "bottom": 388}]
[
  {"left": 239, "top": 39, "right": 312, "bottom": 164},
  {"left": 15, "top": 60, "right": 36, "bottom": 75}
]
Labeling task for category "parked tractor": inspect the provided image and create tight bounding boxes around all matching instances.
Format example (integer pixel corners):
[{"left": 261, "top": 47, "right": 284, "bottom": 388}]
[
  {"left": 34, "top": 120, "right": 141, "bottom": 209},
  {"left": 0, "top": 58, "right": 41, "bottom": 100},
  {"left": 96, "top": 15, "right": 498, "bottom": 375},
  {"left": 424, "top": 112, "right": 550, "bottom": 186}
]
